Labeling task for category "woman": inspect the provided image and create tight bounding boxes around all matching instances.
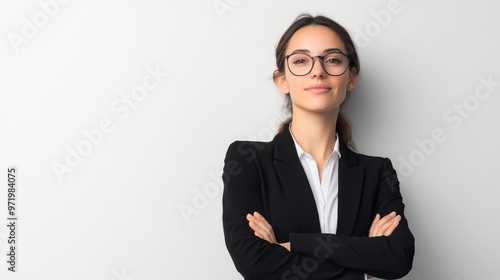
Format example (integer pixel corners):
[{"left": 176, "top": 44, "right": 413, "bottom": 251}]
[{"left": 222, "top": 14, "right": 414, "bottom": 280}]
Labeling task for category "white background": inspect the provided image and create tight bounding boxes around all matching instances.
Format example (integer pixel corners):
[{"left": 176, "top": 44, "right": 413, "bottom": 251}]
[{"left": 1, "top": 0, "right": 499, "bottom": 279}]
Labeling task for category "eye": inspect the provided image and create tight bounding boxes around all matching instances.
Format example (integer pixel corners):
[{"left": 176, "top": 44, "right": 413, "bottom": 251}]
[
  {"left": 324, "top": 53, "right": 346, "bottom": 65},
  {"left": 326, "top": 58, "right": 341, "bottom": 64},
  {"left": 289, "top": 54, "right": 311, "bottom": 66}
]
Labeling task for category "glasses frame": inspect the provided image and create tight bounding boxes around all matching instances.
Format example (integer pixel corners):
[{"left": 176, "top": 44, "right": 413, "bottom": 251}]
[{"left": 285, "top": 51, "right": 350, "bottom": 77}]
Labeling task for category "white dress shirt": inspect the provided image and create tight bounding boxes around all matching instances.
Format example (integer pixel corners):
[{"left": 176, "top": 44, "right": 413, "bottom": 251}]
[
  {"left": 289, "top": 126, "right": 368, "bottom": 280},
  {"left": 289, "top": 126, "right": 341, "bottom": 234}
]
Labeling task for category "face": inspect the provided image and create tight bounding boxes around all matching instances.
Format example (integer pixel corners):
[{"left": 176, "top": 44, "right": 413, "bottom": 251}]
[{"left": 275, "top": 25, "right": 356, "bottom": 115}]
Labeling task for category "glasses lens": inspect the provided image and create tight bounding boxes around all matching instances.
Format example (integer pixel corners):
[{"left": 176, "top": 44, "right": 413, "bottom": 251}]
[
  {"left": 287, "top": 52, "right": 349, "bottom": 76},
  {"left": 287, "top": 53, "right": 313, "bottom": 76},
  {"left": 323, "top": 52, "right": 348, "bottom": 76}
]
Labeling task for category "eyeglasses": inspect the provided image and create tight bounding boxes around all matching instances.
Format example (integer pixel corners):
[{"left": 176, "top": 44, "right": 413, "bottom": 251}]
[{"left": 285, "top": 51, "right": 350, "bottom": 76}]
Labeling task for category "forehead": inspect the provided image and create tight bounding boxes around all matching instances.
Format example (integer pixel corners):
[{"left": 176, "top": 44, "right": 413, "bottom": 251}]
[{"left": 286, "top": 25, "right": 346, "bottom": 53}]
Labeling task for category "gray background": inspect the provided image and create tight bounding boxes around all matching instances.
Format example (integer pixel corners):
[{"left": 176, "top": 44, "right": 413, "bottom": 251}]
[{"left": 0, "top": 0, "right": 499, "bottom": 279}]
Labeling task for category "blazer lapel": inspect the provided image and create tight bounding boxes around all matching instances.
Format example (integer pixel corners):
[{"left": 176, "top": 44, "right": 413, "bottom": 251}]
[
  {"left": 271, "top": 124, "right": 365, "bottom": 236},
  {"left": 272, "top": 125, "right": 321, "bottom": 233},
  {"left": 337, "top": 138, "right": 365, "bottom": 235}
]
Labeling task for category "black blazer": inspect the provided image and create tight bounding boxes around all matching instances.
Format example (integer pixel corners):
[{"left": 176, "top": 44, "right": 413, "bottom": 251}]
[{"left": 222, "top": 124, "right": 415, "bottom": 280}]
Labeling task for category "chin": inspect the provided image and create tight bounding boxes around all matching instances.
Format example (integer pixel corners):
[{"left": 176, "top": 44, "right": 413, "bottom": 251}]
[
  {"left": 309, "top": 101, "right": 343, "bottom": 112},
  {"left": 292, "top": 98, "right": 344, "bottom": 114},
  {"left": 303, "top": 105, "right": 340, "bottom": 114}
]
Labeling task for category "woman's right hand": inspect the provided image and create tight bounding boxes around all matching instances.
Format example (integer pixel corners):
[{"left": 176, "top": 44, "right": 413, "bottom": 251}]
[
  {"left": 369, "top": 211, "right": 401, "bottom": 237},
  {"left": 247, "top": 211, "right": 278, "bottom": 244}
]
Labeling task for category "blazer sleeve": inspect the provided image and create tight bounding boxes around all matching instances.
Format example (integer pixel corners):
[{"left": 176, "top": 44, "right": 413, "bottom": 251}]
[
  {"left": 222, "top": 141, "right": 364, "bottom": 280},
  {"left": 289, "top": 158, "right": 415, "bottom": 279}
]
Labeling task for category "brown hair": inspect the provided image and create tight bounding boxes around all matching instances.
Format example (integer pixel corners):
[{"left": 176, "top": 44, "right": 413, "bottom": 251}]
[{"left": 274, "top": 14, "right": 360, "bottom": 149}]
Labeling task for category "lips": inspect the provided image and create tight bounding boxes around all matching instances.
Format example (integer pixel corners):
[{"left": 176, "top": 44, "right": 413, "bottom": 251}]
[{"left": 305, "top": 84, "right": 332, "bottom": 94}]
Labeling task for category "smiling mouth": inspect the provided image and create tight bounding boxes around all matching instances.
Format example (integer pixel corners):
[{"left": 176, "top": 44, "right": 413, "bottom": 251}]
[{"left": 305, "top": 85, "right": 332, "bottom": 93}]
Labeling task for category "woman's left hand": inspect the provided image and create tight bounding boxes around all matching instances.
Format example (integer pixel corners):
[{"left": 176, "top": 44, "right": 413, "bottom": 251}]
[
  {"left": 246, "top": 212, "right": 291, "bottom": 251},
  {"left": 369, "top": 212, "right": 401, "bottom": 237}
]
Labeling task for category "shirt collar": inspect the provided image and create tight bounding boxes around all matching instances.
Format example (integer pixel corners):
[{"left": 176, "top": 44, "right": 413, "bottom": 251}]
[{"left": 288, "top": 124, "right": 342, "bottom": 160}]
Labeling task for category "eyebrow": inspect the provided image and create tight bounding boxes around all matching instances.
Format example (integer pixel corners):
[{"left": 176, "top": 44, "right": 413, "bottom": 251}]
[{"left": 290, "top": 48, "right": 346, "bottom": 54}]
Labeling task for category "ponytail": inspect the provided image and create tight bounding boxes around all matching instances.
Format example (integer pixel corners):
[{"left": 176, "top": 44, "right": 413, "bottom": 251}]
[{"left": 336, "top": 112, "right": 355, "bottom": 150}]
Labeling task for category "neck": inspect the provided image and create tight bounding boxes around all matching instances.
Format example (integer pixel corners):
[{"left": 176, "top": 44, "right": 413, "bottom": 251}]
[{"left": 290, "top": 108, "right": 338, "bottom": 162}]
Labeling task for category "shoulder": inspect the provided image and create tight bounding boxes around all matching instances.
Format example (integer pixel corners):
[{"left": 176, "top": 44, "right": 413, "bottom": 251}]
[
  {"left": 223, "top": 140, "right": 275, "bottom": 186},
  {"left": 353, "top": 149, "right": 390, "bottom": 164},
  {"left": 224, "top": 140, "right": 274, "bottom": 163},
  {"left": 338, "top": 146, "right": 401, "bottom": 194},
  {"left": 343, "top": 147, "right": 397, "bottom": 177}
]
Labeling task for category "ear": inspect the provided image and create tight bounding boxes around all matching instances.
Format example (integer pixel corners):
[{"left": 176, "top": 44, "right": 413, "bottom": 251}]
[
  {"left": 273, "top": 70, "right": 289, "bottom": 94},
  {"left": 347, "top": 67, "right": 357, "bottom": 92}
]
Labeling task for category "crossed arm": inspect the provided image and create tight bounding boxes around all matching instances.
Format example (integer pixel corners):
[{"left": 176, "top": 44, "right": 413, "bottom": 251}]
[
  {"left": 247, "top": 211, "right": 401, "bottom": 279},
  {"left": 247, "top": 211, "right": 401, "bottom": 250}
]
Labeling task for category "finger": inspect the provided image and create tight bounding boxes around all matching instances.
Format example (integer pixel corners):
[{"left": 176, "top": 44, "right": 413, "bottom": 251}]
[
  {"left": 252, "top": 212, "right": 275, "bottom": 237},
  {"left": 254, "top": 212, "right": 273, "bottom": 228},
  {"left": 369, "top": 214, "right": 380, "bottom": 237},
  {"left": 375, "top": 212, "right": 396, "bottom": 232},
  {"left": 247, "top": 215, "right": 268, "bottom": 239},
  {"left": 247, "top": 213, "right": 269, "bottom": 231},
  {"left": 248, "top": 218, "right": 268, "bottom": 236},
  {"left": 370, "top": 212, "right": 397, "bottom": 236},
  {"left": 249, "top": 221, "right": 271, "bottom": 241},
  {"left": 253, "top": 212, "right": 276, "bottom": 235},
  {"left": 382, "top": 216, "right": 401, "bottom": 236},
  {"left": 253, "top": 212, "right": 269, "bottom": 225},
  {"left": 246, "top": 213, "right": 254, "bottom": 222},
  {"left": 252, "top": 212, "right": 267, "bottom": 224},
  {"left": 378, "top": 211, "right": 397, "bottom": 224},
  {"left": 251, "top": 216, "right": 273, "bottom": 235},
  {"left": 383, "top": 221, "right": 399, "bottom": 236},
  {"left": 370, "top": 214, "right": 380, "bottom": 228},
  {"left": 247, "top": 214, "right": 277, "bottom": 243},
  {"left": 254, "top": 227, "right": 276, "bottom": 243},
  {"left": 254, "top": 229, "right": 271, "bottom": 241},
  {"left": 248, "top": 220, "right": 260, "bottom": 232},
  {"left": 376, "top": 215, "right": 401, "bottom": 236}
]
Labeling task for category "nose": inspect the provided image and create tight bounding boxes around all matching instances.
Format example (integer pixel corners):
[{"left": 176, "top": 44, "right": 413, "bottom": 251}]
[{"left": 310, "top": 56, "right": 326, "bottom": 78}]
